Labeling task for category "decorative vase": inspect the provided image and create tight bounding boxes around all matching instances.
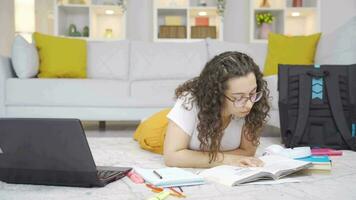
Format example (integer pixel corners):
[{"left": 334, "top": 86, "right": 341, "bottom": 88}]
[
  {"left": 260, "top": 0, "right": 270, "bottom": 8},
  {"left": 105, "top": 28, "right": 113, "bottom": 38},
  {"left": 82, "top": 26, "right": 89, "bottom": 37},
  {"left": 199, "top": 0, "right": 207, "bottom": 6},
  {"left": 259, "top": 23, "right": 271, "bottom": 39},
  {"left": 292, "top": 0, "right": 303, "bottom": 7},
  {"left": 68, "top": 24, "right": 77, "bottom": 36}
]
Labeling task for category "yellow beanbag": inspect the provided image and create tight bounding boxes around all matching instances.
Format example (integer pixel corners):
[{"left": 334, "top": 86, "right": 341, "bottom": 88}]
[{"left": 133, "top": 108, "right": 171, "bottom": 154}]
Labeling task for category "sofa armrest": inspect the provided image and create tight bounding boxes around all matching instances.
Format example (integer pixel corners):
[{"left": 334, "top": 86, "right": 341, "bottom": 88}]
[{"left": 0, "top": 55, "right": 15, "bottom": 117}]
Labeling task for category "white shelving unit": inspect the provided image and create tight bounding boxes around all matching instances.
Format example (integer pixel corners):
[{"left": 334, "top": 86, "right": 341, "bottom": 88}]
[
  {"left": 153, "top": 0, "right": 224, "bottom": 42},
  {"left": 250, "top": 0, "right": 320, "bottom": 43},
  {"left": 54, "top": 0, "right": 126, "bottom": 40}
]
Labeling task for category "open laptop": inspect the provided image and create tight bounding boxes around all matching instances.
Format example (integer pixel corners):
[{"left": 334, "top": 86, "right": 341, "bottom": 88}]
[{"left": 0, "top": 118, "right": 132, "bottom": 187}]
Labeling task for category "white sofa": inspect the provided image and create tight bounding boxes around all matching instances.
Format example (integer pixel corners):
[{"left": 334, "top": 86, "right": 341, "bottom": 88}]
[
  {"left": 1, "top": 16, "right": 355, "bottom": 129},
  {"left": 0, "top": 38, "right": 283, "bottom": 127}
]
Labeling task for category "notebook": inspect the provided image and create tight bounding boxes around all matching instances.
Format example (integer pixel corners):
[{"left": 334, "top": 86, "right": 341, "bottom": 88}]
[
  {"left": 134, "top": 167, "right": 204, "bottom": 187},
  {"left": 296, "top": 156, "right": 332, "bottom": 171}
]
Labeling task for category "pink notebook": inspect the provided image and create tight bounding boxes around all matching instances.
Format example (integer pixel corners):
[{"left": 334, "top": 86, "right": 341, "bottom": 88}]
[{"left": 311, "top": 148, "right": 343, "bottom": 156}]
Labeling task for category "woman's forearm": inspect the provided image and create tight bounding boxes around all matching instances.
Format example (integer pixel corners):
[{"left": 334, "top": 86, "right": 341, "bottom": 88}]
[
  {"left": 223, "top": 148, "right": 256, "bottom": 156},
  {"left": 164, "top": 149, "right": 241, "bottom": 168}
]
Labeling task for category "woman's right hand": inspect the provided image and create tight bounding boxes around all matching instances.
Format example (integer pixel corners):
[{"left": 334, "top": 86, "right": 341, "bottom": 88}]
[{"left": 224, "top": 155, "right": 264, "bottom": 167}]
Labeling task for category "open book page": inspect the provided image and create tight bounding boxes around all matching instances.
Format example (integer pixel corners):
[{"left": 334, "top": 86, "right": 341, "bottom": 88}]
[
  {"left": 198, "top": 165, "right": 263, "bottom": 186},
  {"left": 199, "top": 155, "right": 311, "bottom": 186},
  {"left": 257, "top": 155, "right": 312, "bottom": 178}
]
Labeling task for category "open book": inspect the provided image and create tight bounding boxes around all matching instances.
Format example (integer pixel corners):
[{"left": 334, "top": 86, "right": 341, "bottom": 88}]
[
  {"left": 199, "top": 155, "right": 312, "bottom": 186},
  {"left": 134, "top": 167, "right": 205, "bottom": 187}
]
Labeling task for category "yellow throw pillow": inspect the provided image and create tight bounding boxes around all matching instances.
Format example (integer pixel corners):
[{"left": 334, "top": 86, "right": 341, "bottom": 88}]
[
  {"left": 33, "top": 32, "right": 87, "bottom": 78},
  {"left": 133, "top": 108, "right": 171, "bottom": 154},
  {"left": 263, "top": 33, "right": 321, "bottom": 76}
]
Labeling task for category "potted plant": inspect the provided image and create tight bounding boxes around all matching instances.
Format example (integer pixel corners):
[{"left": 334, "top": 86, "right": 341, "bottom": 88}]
[{"left": 256, "top": 12, "right": 274, "bottom": 39}]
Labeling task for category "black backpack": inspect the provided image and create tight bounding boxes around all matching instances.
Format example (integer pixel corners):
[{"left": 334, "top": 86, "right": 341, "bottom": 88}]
[{"left": 278, "top": 64, "right": 356, "bottom": 151}]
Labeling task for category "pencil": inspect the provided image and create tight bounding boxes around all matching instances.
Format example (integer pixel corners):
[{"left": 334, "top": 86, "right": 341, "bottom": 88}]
[{"left": 153, "top": 170, "right": 163, "bottom": 179}]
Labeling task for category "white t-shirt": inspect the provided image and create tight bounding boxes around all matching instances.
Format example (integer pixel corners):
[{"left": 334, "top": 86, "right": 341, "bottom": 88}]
[{"left": 167, "top": 95, "right": 244, "bottom": 151}]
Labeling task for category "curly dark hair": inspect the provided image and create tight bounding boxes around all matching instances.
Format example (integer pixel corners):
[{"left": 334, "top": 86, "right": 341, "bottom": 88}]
[{"left": 175, "top": 51, "right": 270, "bottom": 163}]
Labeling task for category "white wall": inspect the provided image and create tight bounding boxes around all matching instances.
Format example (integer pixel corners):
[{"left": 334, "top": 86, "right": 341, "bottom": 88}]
[
  {"left": 320, "top": 0, "right": 356, "bottom": 34},
  {"left": 126, "top": 0, "right": 153, "bottom": 41},
  {"left": 0, "top": 0, "right": 15, "bottom": 56}
]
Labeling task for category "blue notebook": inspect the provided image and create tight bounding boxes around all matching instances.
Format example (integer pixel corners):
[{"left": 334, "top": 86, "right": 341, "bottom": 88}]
[
  {"left": 134, "top": 167, "right": 205, "bottom": 187},
  {"left": 296, "top": 156, "right": 331, "bottom": 164}
]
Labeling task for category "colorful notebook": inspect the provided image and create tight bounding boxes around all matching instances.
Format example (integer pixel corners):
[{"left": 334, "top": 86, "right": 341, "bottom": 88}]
[
  {"left": 296, "top": 156, "right": 332, "bottom": 170},
  {"left": 134, "top": 167, "right": 204, "bottom": 187},
  {"left": 311, "top": 148, "right": 343, "bottom": 156}
]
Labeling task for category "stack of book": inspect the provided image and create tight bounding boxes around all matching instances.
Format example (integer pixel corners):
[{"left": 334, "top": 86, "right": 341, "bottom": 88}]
[{"left": 296, "top": 155, "right": 332, "bottom": 172}]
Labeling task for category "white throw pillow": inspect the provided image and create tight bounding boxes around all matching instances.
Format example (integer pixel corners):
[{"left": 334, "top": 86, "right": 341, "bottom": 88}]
[
  {"left": 264, "top": 75, "right": 278, "bottom": 111},
  {"left": 11, "top": 35, "right": 39, "bottom": 78}
]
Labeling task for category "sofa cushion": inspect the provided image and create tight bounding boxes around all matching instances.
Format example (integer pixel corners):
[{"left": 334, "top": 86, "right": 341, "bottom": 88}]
[
  {"left": 87, "top": 40, "right": 129, "bottom": 80},
  {"left": 33, "top": 32, "right": 87, "bottom": 78},
  {"left": 11, "top": 35, "right": 39, "bottom": 78},
  {"left": 130, "top": 41, "right": 208, "bottom": 80},
  {"left": 264, "top": 75, "right": 278, "bottom": 111},
  {"left": 315, "top": 16, "right": 356, "bottom": 64},
  {"left": 206, "top": 39, "right": 267, "bottom": 71},
  {"left": 6, "top": 79, "right": 176, "bottom": 108},
  {"left": 130, "top": 80, "right": 183, "bottom": 100},
  {"left": 263, "top": 33, "right": 321, "bottom": 76},
  {"left": 6, "top": 78, "right": 129, "bottom": 107}
]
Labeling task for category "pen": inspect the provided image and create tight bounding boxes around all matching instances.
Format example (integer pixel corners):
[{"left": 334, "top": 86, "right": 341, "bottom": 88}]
[
  {"left": 153, "top": 170, "right": 163, "bottom": 179},
  {"left": 178, "top": 186, "right": 183, "bottom": 192}
]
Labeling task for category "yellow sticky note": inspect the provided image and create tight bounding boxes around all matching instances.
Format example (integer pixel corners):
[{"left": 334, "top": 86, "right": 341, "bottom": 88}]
[{"left": 147, "top": 190, "right": 170, "bottom": 200}]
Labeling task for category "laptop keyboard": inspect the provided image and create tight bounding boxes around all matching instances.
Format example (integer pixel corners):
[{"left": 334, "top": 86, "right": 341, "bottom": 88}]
[{"left": 97, "top": 170, "right": 123, "bottom": 181}]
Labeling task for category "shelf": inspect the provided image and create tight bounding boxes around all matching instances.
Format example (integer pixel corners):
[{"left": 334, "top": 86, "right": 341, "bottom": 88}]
[
  {"left": 57, "top": 6, "right": 89, "bottom": 37},
  {"left": 156, "top": 0, "right": 189, "bottom": 8},
  {"left": 154, "top": 0, "right": 223, "bottom": 41},
  {"left": 91, "top": 6, "right": 125, "bottom": 39},
  {"left": 55, "top": 0, "right": 126, "bottom": 40},
  {"left": 58, "top": 0, "right": 90, "bottom": 6},
  {"left": 250, "top": 0, "right": 320, "bottom": 42}
]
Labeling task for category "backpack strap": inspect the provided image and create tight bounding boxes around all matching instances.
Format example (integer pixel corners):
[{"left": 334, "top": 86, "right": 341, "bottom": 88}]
[
  {"left": 324, "top": 69, "right": 356, "bottom": 150},
  {"left": 290, "top": 73, "right": 312, "bottom": 148}
]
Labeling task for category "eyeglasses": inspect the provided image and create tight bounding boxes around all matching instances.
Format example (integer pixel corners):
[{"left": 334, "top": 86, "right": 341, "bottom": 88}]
[{"left": 224, "top": 91, "right": 263, "bottom": 107}]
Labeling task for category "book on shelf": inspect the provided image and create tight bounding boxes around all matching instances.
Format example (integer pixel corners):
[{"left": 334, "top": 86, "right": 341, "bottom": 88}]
[
  {"left": 296, "top": 155, "right": 332, "bottom": 171},
  {"left": 191, "top": 26, "right": 217, "bottom": 39},
  {"left": 198, "top": 155, "right": 312, "bottom": 186},
  {"left": 195, "top": 17, "right": 209, "bottom": 26},
  {"left": 159, "top": 25, "right": 187, "bottom": 39},
  {"left": 165, "top": 16, "right": 182, "bottom": 26},
  {"left": 134, "top": 167, "right": 204, "bottom": 188}
]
